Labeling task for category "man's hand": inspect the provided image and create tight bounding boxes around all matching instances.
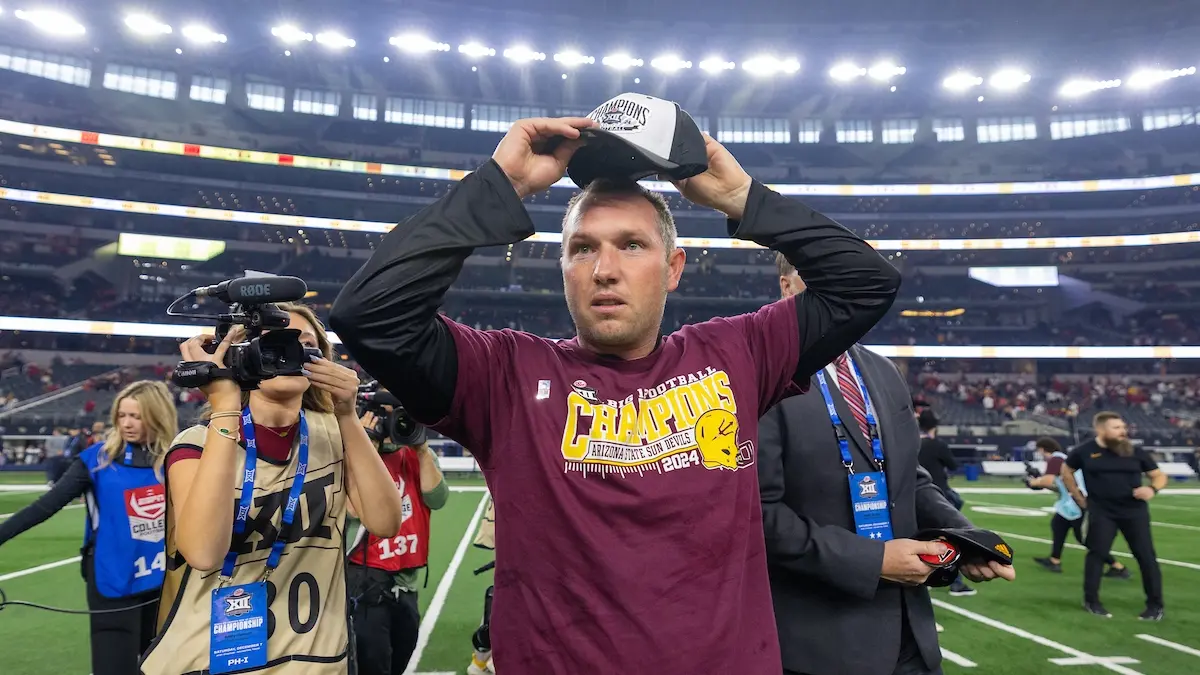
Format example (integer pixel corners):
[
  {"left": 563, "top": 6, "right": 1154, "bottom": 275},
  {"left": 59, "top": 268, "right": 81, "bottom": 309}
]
[
  {"left": 1133, "top": 486, "right": 1156, "bottom": 501},
  {"left": 880, "top": 539, "right": 951, "bottom": 586},
  {"left": 961, "top": 560, "right": 1017, "bottom": 583},
  {"left": 492, "top": 117, "right": 594, "bottom": 199},
  {"left": 671, "top": 134, "right": 753, "bottom": 219}
]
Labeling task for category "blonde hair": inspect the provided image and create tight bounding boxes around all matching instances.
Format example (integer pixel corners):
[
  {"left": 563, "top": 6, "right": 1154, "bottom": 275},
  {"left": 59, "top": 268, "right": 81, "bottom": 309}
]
[
  {"left": 562, "top": 178, "right": 678, "bottom": 258},
  {"left": 96, "top": 380, "right": 179, "bottom": 478},
  {"left": 199, "top": 302, "right": 336, "bottom": 420}
]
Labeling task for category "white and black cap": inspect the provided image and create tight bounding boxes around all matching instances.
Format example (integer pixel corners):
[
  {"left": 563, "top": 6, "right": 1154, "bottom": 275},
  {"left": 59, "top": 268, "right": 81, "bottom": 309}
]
[{"left": 566, "top": 93, "right": 708, "bottom": 189}]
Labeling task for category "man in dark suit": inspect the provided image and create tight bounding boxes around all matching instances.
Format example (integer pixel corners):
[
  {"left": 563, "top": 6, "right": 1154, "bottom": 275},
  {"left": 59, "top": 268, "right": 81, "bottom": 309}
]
[{"left": 759, "top": 255, "right": 1015, "bottom": 675}]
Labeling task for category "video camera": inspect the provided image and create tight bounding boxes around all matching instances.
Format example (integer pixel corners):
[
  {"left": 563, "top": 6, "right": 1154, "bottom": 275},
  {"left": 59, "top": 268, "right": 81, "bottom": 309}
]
[
  {"left": 1023, "top": 461, "right": 1044, "bottom": 490},
  {"left": 168, "top": 274, "right": 321, "bottom": 391},
  {"left": 356, "top": 380, "right": 427, "bottom": 447}
]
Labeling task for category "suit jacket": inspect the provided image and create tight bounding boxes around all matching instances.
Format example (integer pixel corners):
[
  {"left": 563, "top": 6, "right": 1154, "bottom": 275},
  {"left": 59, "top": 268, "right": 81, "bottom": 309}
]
[{"left": 758, "top": 344, "right": 970, "bottom": 675}]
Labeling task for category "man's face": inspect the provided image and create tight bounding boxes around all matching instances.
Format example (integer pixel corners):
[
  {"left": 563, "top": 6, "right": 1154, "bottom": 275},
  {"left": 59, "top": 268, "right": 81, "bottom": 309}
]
[
  {"left": 1097, "top": 418, "right": 1128, "bottom": 443},
  {"left": 562, "top": 196, "right": 685, "bottom": 357},
  {"left": 779, "top": 271, "right": 806, "bottom": 299}
]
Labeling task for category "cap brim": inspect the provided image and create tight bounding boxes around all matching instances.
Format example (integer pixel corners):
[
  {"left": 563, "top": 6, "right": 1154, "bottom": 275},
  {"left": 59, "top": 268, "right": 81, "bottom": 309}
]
[
  {"left": 916, "top": 528, "right": 1015, "bottom": 566},
  {"left": 566, "top": 128, "right": 678, "bottom": 189}
]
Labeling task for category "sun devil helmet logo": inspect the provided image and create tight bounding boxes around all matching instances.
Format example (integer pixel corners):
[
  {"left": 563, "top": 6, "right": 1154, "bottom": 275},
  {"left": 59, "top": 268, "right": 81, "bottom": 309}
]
[
  {"left": 224, "top": 588, "right": 254, "bottom": 617},
  {"left": 858, "top": 475, "right": 879, "bottom": 498},
  {"left": 695, "top": 409, "right": 753, "bottom": 471}
]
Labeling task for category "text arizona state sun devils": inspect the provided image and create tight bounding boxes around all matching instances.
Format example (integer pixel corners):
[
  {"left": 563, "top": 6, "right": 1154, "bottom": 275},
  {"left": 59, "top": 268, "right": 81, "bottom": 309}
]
[{"left": 140, "top": 414, "right": 349, "bottom": 675}]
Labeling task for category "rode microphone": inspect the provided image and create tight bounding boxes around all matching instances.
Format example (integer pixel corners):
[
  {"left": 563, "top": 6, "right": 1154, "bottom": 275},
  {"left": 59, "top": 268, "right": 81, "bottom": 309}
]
[{"left": 193, "top": 276, "right": 308, "bottom": 304}]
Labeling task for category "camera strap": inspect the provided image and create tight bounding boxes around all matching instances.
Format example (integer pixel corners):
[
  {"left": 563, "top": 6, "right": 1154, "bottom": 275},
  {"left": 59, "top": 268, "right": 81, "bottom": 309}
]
[{"left": 218, "top": 407, "right": 310, "bottom": 582}]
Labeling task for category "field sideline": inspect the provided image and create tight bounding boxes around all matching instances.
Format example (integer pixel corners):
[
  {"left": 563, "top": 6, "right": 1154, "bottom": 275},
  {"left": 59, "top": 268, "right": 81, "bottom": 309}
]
[{"left": 0, "top": 473, "right": 1197, "bottom": 674}]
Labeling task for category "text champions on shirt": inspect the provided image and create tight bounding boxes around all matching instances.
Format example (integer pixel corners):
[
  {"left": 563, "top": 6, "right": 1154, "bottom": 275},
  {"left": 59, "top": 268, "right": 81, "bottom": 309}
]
[{"left": 559, "top": 366, "right": 754, "bottom": 477}]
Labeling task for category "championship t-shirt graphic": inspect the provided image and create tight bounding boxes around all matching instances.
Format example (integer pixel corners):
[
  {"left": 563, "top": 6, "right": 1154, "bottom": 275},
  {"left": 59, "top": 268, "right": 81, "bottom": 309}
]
[
  {"left": 560, "top": 367, "right": 754, "bottom": 476},
  {"left": 125, "top": 484, "right": 166, "bottom": 543}
]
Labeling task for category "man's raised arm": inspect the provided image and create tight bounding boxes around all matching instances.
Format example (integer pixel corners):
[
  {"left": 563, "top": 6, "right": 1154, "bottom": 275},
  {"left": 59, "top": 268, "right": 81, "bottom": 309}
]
[
  {"left": 673, "top": 137, "right": 901, "bottom": 387},
  {"left": 329, "top": 118, "right": 593, "bottom": 423}
]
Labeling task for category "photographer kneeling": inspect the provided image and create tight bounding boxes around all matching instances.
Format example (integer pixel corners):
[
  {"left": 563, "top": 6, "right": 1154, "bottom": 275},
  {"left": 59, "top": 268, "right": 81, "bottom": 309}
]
[
  {"left": 347, "top": 383, "right": 448, "bottom": 675},
  {"left": 141, "top": 302, "right": 403, "bottom": 675}
]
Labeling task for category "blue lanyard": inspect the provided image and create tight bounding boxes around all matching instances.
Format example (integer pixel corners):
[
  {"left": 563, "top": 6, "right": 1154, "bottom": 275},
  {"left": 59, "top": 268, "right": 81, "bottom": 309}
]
[
  {"left": 815, "top": 363, "right": 885, "bottom": 473},
  {"left": 220, "top": 407, "right": 310, "bottom": 580},
  {"left": 123, "top": 443, "right": 134, "bottom": 465}
]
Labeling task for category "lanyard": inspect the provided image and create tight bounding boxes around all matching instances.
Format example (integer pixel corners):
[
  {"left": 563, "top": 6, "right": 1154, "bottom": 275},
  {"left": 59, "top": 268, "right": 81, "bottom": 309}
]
[
  {"left": 124, "top": 443, "right": 134, "bottom": 465},
  {"left": 815, "top": 365, "right": 885, "bottom": 474},
  {"left": 220, "top": 407, "right": 310, "bottom": 581}
]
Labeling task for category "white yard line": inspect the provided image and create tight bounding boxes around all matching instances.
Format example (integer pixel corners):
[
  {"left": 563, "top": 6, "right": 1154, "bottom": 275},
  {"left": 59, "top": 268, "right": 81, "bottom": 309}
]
[
  {"left": 955, "top": 487, "right": 1200, "bottom": 496},
  {"left": 0, "top": 502, "right": 83, "bottom": 520},
  {"left": 1136, "top": 634, "right": 1200, "bottom": 658},
  {"left": 931, "top": 599, "right": 1143, "bottom": 675},
  {"left": 404, "top": 492, "right": 490, "bottom": 675},
  {"left": 967, "top": 500, "right": 1200, "bottom": 531},
  {"left": 1150, "top": 521, "right": 1200, "bottom": 532},
  {"left": 0, "top": 556, "right": 81, "bottom": 582},
  {"left": 993, "top": 530, "right": 1200, "bottom": 571},
  {"left": 448, "top": 485, "right": 487, "bottom": 492},
  {"left": 940, "top": 648, "right": 977, "bottom": 667}
]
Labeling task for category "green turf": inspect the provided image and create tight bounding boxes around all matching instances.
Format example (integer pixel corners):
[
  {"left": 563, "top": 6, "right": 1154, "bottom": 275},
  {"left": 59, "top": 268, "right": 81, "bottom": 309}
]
[{"left": 0, "top": 474, "right": 1196, "bottom": 674}]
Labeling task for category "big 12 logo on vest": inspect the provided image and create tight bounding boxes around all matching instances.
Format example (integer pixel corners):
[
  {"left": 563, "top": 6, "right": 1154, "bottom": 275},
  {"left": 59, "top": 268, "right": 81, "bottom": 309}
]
[{"left": 125, "top": 485, "right": 167, "bottom": 543}]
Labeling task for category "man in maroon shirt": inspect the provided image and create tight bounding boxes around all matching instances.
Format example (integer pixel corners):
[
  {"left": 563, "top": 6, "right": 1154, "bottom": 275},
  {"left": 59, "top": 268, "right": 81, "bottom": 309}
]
[{"left": 330, "top": 116, "right": 901, "bottom": 673}]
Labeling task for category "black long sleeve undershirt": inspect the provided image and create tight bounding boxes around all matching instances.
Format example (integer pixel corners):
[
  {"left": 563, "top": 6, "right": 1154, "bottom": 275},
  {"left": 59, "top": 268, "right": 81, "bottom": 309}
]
[
  {"left": 0, "top": 444, "right": 157, "bottom": 546},
  {"left": 0, "top": 459, "right": 90, "bottom": 546},
  {"left": 330, "top": 160, "right": 899, "bottom": 425}
]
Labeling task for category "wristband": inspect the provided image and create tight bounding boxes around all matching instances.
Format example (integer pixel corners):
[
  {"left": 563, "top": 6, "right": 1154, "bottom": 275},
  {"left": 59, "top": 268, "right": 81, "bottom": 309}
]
[{"left": 1151, "top": 486, "right": 1160, "bottom": 495}]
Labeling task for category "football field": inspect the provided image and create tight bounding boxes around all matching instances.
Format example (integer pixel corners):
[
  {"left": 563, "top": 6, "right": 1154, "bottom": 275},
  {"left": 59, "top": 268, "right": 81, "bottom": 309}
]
[{"left": 1, "top": 473, "right": 1197, "bottom": 674}]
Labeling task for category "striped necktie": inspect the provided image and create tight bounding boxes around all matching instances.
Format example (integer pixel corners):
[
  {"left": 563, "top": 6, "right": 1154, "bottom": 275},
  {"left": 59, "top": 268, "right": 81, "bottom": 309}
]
[{"left": 835, "top": 353, "right": 871, "bottom": 441}]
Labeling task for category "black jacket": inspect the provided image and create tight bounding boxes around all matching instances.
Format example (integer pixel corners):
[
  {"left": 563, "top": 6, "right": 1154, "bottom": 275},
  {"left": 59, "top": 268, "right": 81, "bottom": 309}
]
[{"left": 758, "top": 344, "right": 971, "bottom": 675}]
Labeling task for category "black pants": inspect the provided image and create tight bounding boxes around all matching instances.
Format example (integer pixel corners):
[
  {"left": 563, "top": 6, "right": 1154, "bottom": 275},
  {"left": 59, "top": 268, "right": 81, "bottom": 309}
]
[
  {"left": 1083, "top": 505, "right": 1163, "bottom": 608},
  {"left": 1050, "top": 512, "right": 1115, "bottom": 564},
  {"left": 349, "top": 565, "right": 421, "bottom": 675},
  {"left": 84, "top": 553, "right": 159, "bottom": 675}
]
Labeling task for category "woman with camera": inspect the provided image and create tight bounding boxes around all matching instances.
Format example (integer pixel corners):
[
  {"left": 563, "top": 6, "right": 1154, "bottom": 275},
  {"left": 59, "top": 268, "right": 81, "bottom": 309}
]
[
  {"left": 0, "top": 380, "right": 178, "bottom": 675},
  {"left": 346, "top": 398, "right": 448, "bottom": 675},
  {"left": 141, "top": 303, "right": 404, "bottom": 675}
]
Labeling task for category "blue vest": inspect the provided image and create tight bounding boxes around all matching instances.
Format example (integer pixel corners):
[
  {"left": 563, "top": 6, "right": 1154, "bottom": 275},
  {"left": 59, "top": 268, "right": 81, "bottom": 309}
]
[
  {"left": 1051, "top": 451, "right": 1086, "bottom": 521},
  {"left": 80, "top": 442, "right": 166, "bottom": 598}
]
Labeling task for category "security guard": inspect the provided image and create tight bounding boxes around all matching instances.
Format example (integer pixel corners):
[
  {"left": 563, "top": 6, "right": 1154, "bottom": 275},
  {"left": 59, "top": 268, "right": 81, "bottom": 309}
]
[{"left": 1061, "top": 412, "right": 1167, "bottom": 620}]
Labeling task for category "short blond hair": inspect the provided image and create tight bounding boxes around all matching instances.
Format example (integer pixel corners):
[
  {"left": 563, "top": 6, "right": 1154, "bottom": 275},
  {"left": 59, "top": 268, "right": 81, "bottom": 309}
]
[
  {"left": 562, "top": 179, "right": 677, "bottom": 256},
  {"left": 775, "top": 252, "right": 796, "bottom": 277}
]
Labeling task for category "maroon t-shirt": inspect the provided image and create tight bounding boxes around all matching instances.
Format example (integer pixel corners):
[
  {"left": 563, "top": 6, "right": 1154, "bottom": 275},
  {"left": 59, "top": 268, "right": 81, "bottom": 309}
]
[{"left": 434, "top": 295, "right": 801, "bottom": 674}]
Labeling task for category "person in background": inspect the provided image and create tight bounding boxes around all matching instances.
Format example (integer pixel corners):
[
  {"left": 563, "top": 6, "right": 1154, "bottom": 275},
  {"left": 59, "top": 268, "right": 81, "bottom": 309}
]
[
  {"left": 1028, "top": 437, "right": 1129, "bottom": 577},
  {"left": 1062, "top": 412, "right": 1167, "bottom": 620},
  {"left": 347, "top": 402, "right": 449, "bottom": 675},
  {"left": 915, "top": 409, "right": 975, "bottom": 597},
  {"left": 0, "top": 380, "right": 178, "bottom": 675},
  {"left": 757, "top": 255, "right": 1012, "bottom": 675}
]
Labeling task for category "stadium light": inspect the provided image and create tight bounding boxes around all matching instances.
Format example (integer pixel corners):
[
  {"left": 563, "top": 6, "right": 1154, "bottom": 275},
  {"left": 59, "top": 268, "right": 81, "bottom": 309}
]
[
  {"left": 503, "top": 45, "right": 546, "bottom": 63},
  {"left": 742, "top": 55, "right": 800, "bottom": 76},
  {"left": 829, "top": 62, "right": 866, "bottom": 82},
  {"left": 124, "top": 13, "right": 171, "bottom": 36},
  {"left": 651, "top": 55, "right": 691, "bottom": 72},
  {"left": 553, "top": 50, "right": 594, "bottom": 67},
  {"left": 181, "top": 23, "right": 226, "bottom": 44},
  {"left": 942, "top": 71, "right": 983, "bottom": 91},
  {"left": 868, "top": 61, "right": 906, "bottom": 81},
  {"left": 602, "top": 53, "right": 643, "bottom": 70},
  {"left": 1126, "top": 66, "right": 1196, "bottom": 89},
  {"left": 389, "top": 33, "right": 450, "bottom": 53},
  {"left": 315, "top": 31, "right": 355, "bottom": 49},
  {"left": 14, "top": 8, "right": 85, "bottom": 36},
  {"left": 458, "top": 42, "right": 496, "bottom": 58},
  {"left": 699, "top": 56, "right": 735, "bottom": 72},
  {"left": 1059, "top": 78, "right": 1121, "bottom": 97},
  {"left": 271, "top": 25, "right": 312, "bottom": 44},
  {"left": 989, "top": 68, "right": 1031, "bottom": 91}
]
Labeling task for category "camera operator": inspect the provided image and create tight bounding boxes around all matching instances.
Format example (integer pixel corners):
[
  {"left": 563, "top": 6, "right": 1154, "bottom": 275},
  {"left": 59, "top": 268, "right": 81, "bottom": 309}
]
[
  {"left": 141, "top": 302, "right": 404, "bottom": 675},
  {"left": 346, "top": 386, "right": 448, "bottom": 675}
]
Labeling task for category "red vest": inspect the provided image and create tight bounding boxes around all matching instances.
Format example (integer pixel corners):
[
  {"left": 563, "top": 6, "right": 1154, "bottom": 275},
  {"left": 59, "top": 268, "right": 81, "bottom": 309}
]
[{"left": 348, "top": 448, "right": 431, "bottom": 572}]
